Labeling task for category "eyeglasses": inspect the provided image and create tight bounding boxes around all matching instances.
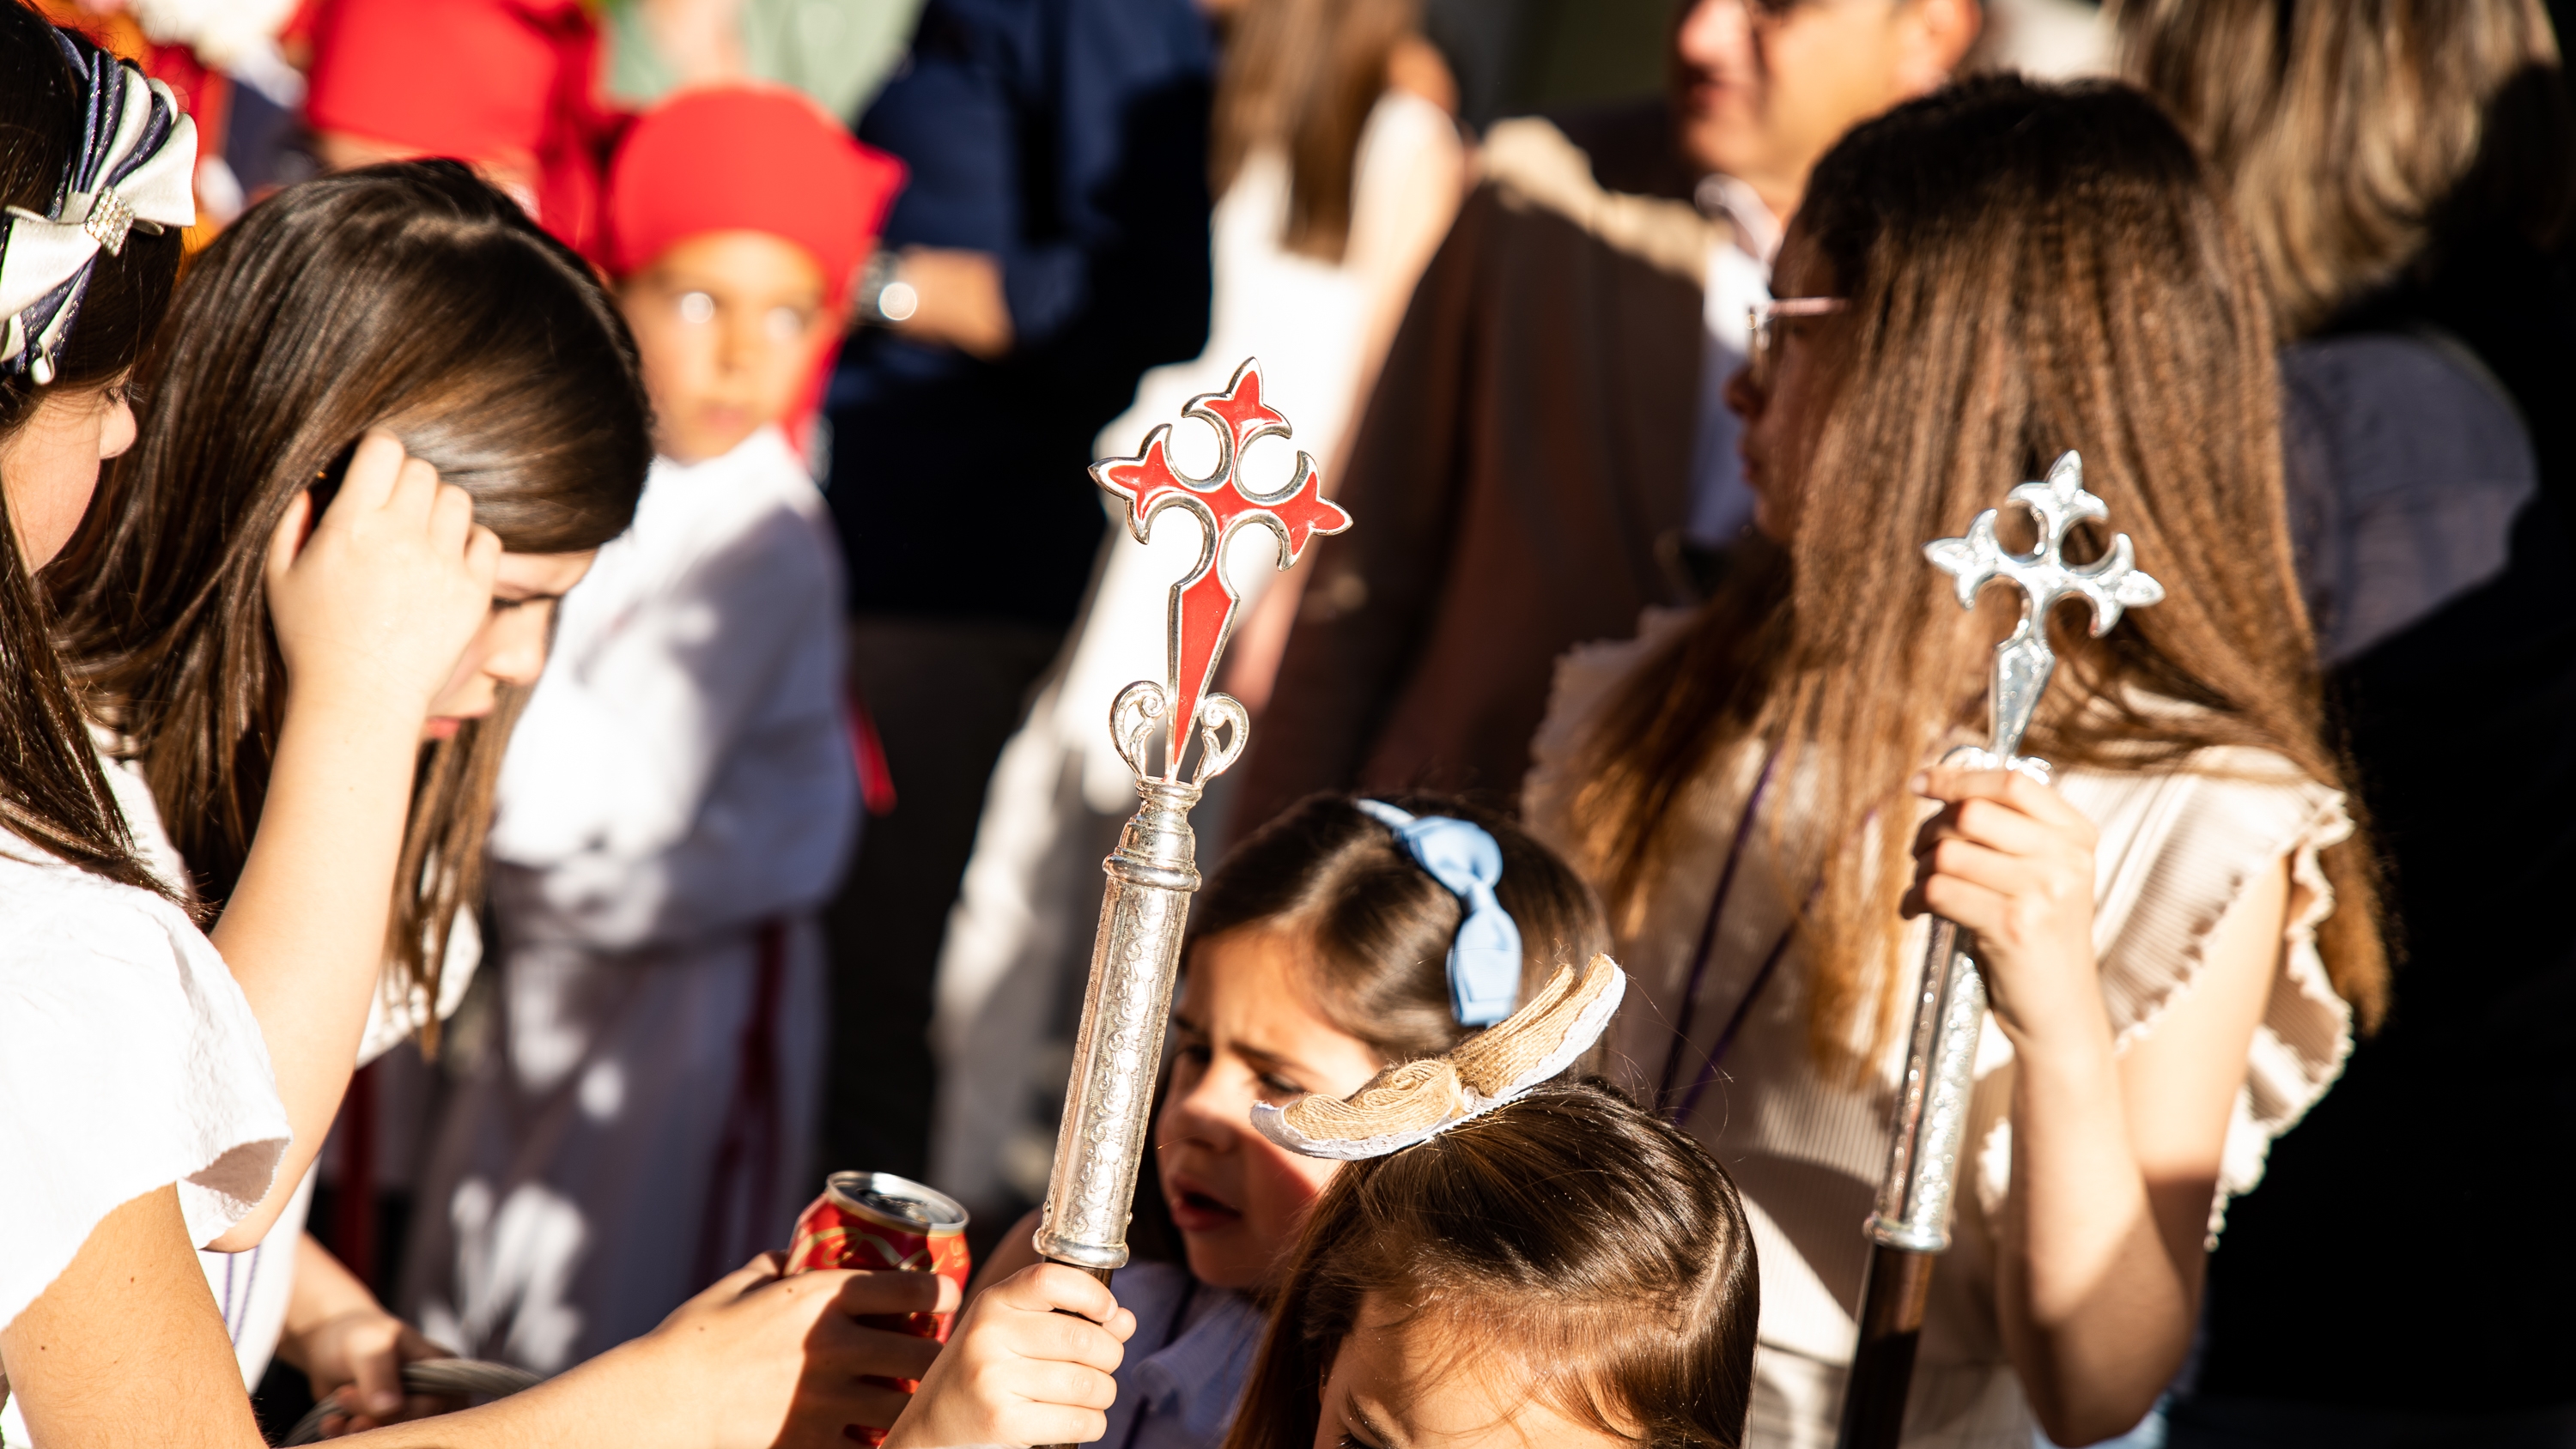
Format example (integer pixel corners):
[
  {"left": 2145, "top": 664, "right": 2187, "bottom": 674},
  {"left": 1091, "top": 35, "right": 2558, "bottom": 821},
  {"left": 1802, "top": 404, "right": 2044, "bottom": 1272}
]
[{"left": 1744, "top": 296, "right": 1847, "bottom": 391}]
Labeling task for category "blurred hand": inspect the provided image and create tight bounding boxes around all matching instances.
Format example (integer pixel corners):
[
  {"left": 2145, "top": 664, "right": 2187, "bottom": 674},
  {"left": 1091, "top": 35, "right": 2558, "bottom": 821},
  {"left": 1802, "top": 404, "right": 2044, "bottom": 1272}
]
[
  {"left": 264, "top": 429, "right": 500, "bottom": 725},
  {"left": 627, "top": 1253, "right": 957, "bottom": 1449},
  {"left": 881, "top": 1264, "right": 1134, "bottom": 1449},
  {"left": 295, "top": 1306, "right": 459, "bottom": 1437},
  {"left": 886, "top": 247, "right": 1013, "bottom": 361}
]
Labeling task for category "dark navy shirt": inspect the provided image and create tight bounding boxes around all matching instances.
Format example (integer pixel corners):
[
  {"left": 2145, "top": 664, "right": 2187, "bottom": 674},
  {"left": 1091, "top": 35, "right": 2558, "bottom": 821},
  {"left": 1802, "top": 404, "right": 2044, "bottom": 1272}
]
[{"left": 829, "top": 0, "right": 1213, "bottom": 624}]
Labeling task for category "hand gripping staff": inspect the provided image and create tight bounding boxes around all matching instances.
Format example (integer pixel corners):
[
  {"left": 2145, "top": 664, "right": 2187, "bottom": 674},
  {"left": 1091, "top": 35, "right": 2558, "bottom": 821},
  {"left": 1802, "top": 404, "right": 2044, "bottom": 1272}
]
[
  {"left": 1033, "top": 361, "right": 1350, "bottom": 1301},
  {"left": 1836, "top": 453, "right": 2162, "bottom": 1449}
]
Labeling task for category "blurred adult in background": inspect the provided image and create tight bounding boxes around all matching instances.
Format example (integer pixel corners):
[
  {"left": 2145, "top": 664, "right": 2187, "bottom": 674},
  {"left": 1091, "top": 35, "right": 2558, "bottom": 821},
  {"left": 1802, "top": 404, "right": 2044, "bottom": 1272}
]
[
  {"left": 302, "top": 0, "right": 623, "bottom": 258},
  {"left": 819, "top": 0, "right": 1213, "bottom": 1184},
  {"left": 922, "top": 0, "right": 1466, "bottom": 1227},
  {"left": 1228, "top": 0, "right": 1980, "bottom": 833},
  {"left": 598, "top": 0, "right": 923, "bottom": 122},
  {"left": 2114, "top": 3, "right": 2576, "bottom": 1443}
]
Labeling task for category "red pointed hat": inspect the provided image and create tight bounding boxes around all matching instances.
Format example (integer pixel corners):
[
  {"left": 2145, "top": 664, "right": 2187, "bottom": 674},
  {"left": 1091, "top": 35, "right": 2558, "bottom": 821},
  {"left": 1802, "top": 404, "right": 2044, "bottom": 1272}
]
[{"left": 605, "top": 85, "right": 907, "bottom": 312}]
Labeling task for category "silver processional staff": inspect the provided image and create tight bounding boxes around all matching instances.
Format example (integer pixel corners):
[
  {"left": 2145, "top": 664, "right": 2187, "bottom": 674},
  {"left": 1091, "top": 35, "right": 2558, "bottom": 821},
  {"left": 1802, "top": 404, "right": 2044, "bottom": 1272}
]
[
  {"left": 1838, "top": 452, "right": 2162, "bottom": 1449},
  {"left": 1033, "top": 358, "right": 1351, "bottom": 1288}
]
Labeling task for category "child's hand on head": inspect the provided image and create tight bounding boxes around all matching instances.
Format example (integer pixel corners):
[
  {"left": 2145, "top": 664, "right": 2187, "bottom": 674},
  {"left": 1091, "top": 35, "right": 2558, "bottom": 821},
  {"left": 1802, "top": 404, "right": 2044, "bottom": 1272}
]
[{"left": 880, "top": 1264, "right": 1135, "bottom": 1449}]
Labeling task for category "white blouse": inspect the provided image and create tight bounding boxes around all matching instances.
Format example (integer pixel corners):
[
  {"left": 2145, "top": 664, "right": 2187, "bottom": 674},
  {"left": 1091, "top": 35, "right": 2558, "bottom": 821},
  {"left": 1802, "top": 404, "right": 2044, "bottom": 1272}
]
[
  {"left": 1525, "top": 610, "right": 2356, "bottom": 1448},
  {"left": 0, "top": 818, "right": 289, "bottom": 1379}
]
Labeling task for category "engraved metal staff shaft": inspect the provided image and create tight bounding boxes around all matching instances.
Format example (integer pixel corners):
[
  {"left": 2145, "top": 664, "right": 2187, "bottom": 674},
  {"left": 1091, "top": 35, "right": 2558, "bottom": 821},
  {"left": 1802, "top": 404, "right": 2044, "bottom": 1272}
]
[
  {"left": 1034, "top": 359, "right": 1351, "bottom": 1288},
  {"left": 1838, "top": 452, "right": 2162, "bottom": 1449}
]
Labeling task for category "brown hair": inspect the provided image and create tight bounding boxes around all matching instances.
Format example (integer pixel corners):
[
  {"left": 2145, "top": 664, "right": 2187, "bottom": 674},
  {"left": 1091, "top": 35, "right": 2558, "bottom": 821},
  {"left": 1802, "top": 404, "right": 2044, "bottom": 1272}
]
[
  {"left": 1223, "top": 1078, "right": 1759, "bottom": 1449},
  {"left": 1565, "top": 76, "right": 2387, "bottom": 1074},
  {"left": 0, "top": 6, "right": 181, "bottom": 898},
  {"left": 1208, "top": 0, "right": 1424, "bottom": 262},
  {"left": 1192, "top": 791, "right": 1610, "bottom": 1064},
  {"left": 2114, "top": 0, "right": 2573, "bottom": 336},
  {"left": 50, "top": 161, "right": 649, "bottom": 1046}
]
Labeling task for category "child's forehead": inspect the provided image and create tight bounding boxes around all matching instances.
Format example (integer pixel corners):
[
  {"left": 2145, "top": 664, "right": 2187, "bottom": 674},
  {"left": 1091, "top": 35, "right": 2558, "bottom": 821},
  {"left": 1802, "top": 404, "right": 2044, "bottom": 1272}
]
[{"left": 627, "top": 230, "right": 827, "bottom": 298}]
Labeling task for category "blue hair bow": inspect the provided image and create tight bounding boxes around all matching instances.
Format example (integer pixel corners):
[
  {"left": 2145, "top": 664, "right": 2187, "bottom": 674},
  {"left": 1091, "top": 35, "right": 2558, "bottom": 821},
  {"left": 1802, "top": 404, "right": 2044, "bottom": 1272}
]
[{"left": 1355, "top": 800, "right": 1522, "bottom": 1026}]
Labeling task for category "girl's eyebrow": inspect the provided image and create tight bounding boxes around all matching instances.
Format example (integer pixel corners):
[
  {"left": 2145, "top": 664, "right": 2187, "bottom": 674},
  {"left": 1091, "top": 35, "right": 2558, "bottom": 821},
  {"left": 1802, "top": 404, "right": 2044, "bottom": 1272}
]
[{"left": 1346, "top": 1404, "right": 1403, "bottom": 1448}]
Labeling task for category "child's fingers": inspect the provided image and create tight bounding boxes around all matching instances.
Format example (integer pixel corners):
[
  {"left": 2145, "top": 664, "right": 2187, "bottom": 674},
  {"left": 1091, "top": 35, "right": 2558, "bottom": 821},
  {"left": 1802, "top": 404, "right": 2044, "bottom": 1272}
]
[
  {"left": 1913, "top": 766, "right": 2096, "bottom": 841},
  {"left": 1911, "top": 793, "right": 2062, "bottom": 862},
  {"left": 1006, "top": 1359, "right": 1121, "bottom": 1412},
  {"left": 332, "top": 431, "right": 410, "bottom": 513},
  {"left": 1008, "top": 1307, "right": 1126, "bottom": 1376},
  {"left": 990, "top": 1262, "right": 1121, "bottom": 1325}
]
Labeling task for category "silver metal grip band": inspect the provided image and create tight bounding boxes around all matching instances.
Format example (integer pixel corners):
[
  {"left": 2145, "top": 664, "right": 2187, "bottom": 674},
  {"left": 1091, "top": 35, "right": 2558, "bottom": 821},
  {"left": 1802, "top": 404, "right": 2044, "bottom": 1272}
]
[{"left": 1033, "top": 779, "right": 1203, "bottom": 1270}]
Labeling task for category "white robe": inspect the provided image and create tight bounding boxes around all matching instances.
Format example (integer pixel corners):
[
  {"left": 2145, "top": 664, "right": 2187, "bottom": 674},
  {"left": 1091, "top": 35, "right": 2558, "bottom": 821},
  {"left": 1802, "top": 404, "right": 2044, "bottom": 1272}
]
[{"left": 404, "top": 427, "right": 860, "bottom": 1372}]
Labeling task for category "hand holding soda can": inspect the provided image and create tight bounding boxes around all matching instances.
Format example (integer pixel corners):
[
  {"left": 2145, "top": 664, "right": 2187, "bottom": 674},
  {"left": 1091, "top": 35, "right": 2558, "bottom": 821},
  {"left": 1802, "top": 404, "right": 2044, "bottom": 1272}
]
[{"left": 786, "top": 1171, "right": 973, "bottom": 1446}]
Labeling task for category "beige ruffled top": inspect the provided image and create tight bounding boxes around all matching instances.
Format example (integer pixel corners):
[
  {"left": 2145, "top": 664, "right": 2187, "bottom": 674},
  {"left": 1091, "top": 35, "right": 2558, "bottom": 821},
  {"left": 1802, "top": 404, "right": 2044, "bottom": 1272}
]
[{"left": 1523, "top": 611, "right": 2356, "bottom": 1449}]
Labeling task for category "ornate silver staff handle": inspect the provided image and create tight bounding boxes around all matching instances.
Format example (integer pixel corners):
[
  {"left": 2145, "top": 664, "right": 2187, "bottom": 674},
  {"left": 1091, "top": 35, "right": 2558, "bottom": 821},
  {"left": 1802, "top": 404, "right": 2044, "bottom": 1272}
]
[
  {"left": 1838, "top": 452, "right": 2162, "bottom": 1449},
  {"left": 1033, "top": 359, "right": 1351, "bottom": 1288}
]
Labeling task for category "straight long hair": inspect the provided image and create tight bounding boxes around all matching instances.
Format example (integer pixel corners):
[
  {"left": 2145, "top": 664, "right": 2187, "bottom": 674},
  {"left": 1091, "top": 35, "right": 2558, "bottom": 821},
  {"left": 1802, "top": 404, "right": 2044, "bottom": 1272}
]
[
  {"left": 1224, "top": 1079, "right": 1759, "bottom": 1449},
  {"left": 1209, "top": 0, "right": 1420, "bottom": 261},
  {"left": 0, "top": 4, "right": 180, "bottom": 897},
  {"left": 2114, "top": 0, "right": 2573, "bottom": 336},
  {"left": 50, "top": 161, "right": 649, "bottom": 1047},
  {"left": 1565, "top": 77, "right": 2387, "bottom": 1074}
]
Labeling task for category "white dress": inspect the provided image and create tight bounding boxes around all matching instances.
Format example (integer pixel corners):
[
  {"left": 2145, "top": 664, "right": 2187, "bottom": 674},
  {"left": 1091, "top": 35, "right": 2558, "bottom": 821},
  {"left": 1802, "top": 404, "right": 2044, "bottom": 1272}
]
[
  {"left": 0, "top": 813, "right": 290, "bottom": 1439},
  {"left": 927, "top": 89, "right": 1464, "bottom": 1212},
  {"left": 1524, "top": 612, "right": 2357, "bottom": 1449},
  {"left": 404, "top": 426, "right": 860, "bottom": 1372}
]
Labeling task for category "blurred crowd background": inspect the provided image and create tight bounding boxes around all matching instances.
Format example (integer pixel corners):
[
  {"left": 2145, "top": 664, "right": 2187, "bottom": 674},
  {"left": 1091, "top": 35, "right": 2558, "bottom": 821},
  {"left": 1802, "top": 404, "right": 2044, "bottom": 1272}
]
[{"left": 32, "top": 0, "right": 2572, "bottom": 1440}]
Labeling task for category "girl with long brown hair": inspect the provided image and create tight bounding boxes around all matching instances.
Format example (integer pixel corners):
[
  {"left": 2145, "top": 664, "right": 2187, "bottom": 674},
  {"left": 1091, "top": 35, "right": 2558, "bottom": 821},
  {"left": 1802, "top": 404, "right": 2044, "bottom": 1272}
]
[
  {"left": 0, "top": 9, "right": 950, "bottom": 1446},
  {"left": 1523, "top": 76, "right": 2385, "bottom": 1447}
]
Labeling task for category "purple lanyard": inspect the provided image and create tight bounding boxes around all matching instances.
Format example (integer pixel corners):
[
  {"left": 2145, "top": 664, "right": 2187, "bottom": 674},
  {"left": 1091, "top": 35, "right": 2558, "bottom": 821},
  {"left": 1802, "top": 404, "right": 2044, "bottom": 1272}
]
[{"left": 1656, "top": 750, "right": 1796, "bottom": 1126}]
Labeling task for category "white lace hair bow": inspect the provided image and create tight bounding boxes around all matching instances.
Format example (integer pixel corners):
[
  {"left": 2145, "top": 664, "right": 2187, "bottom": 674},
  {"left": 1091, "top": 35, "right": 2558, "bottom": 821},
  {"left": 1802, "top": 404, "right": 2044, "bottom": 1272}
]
[{"left": 2, "top": 31, "right": 197, "bottom": 385}]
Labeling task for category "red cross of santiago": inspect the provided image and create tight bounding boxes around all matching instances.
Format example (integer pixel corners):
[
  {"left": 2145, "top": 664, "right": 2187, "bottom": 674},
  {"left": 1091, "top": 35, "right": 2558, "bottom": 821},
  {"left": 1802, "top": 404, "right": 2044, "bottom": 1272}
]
[{"left": 1091, "top": 359, "right": 1352, "bottom": 775}]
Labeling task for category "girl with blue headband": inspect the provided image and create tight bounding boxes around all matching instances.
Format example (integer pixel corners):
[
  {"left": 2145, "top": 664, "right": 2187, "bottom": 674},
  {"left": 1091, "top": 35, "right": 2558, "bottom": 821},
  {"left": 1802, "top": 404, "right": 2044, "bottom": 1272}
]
[{"left": 969, "top": 790, "right": 1609, "bottom": 1449}]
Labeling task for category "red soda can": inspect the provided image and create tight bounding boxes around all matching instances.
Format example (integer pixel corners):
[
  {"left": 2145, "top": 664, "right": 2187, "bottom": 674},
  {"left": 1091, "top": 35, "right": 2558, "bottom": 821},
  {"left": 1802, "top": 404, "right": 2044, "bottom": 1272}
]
[{"left": 786, "top": 1171, "right": 972, "bottom": 1446}]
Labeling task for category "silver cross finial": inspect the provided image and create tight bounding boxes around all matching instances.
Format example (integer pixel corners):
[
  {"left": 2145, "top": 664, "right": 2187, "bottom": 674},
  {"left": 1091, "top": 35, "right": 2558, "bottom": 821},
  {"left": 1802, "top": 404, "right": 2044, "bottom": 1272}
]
[{"left": 1922, "top": 452, "right": 2165, "bottom": 766}]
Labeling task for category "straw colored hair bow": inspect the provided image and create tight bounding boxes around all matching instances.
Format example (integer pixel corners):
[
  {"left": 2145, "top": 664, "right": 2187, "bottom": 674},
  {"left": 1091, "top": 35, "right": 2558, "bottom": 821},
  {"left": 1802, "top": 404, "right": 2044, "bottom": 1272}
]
[{"left": 1253, "top": 954, "right": 1626, "bottom": 1161}]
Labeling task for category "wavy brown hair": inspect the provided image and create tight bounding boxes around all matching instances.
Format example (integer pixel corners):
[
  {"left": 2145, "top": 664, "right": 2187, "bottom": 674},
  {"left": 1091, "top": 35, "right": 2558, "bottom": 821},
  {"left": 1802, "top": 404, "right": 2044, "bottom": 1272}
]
[
  {"left": 2114, "top": 0, "right": 2573, "bottom": 336},
  {"left": 1564, "top": 77, "right": 2388, "bottom": 1075},
  {"left": 1, "top": 8, "right": 182, "bottom": 899},
  {"left": 1223, "top": 1078, "right": 1759, "bottom": 1449},
  {"left": 49, "top": 161, "right": 648, "bottom": 1047},
  {"left": 1189, "top": 791, "right": 1610, "bottom": 1064},
  {"left": 1209, "top": 0, "right": 1424, "bottom": 261}
]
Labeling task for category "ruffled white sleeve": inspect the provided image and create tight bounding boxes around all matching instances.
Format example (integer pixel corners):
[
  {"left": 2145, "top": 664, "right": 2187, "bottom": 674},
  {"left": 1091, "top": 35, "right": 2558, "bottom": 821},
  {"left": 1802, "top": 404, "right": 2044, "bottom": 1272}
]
[
  {"left": 0, "top": 844, "right": 290, "bottom": 1333},
  {"left": 1973, "top": 748, "right": 2356, "bottom": 1241}
]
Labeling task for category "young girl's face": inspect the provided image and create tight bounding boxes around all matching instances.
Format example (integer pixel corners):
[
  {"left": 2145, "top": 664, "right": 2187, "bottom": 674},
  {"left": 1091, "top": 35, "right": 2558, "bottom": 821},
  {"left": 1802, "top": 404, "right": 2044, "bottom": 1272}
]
[
  {"left": 1314, "top": 1294, "right": 1634, "bottom": 1448},
  {"left": 1158, "top": 927, "right": 1382, "bottom": 1292},
  {"left": 1724, "top": 224, "right": 1846, "bottom": 544},
  {"left": 619, "top": 230, "right": 840, "bottom": 465},
  {"left": 420, "top": 549, "right": 593, "bottom": 740}
]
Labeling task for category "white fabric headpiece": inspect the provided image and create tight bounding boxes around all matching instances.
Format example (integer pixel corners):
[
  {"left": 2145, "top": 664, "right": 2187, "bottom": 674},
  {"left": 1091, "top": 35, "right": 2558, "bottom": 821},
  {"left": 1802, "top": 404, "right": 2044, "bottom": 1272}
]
[
  {"left": 1, "top": 31, "right": 197, "bottom": 384},
  {"left": 1253, "top": 954, "right": 1628, "bottom": 1161}
]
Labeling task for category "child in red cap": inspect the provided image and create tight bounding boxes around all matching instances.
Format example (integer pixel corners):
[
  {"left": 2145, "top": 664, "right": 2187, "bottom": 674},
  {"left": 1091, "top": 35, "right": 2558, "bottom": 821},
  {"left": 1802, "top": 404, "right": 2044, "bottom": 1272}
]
[{"left": 404, "top": 87, "right": 909, "bottom": 1372}]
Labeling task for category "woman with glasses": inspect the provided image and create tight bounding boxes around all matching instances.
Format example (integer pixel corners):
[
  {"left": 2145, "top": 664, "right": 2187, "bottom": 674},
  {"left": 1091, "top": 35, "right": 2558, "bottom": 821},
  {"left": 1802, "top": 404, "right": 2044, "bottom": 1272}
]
[{"left": 1523, "top": 76, "right": 2386, "bottom": 1448}]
